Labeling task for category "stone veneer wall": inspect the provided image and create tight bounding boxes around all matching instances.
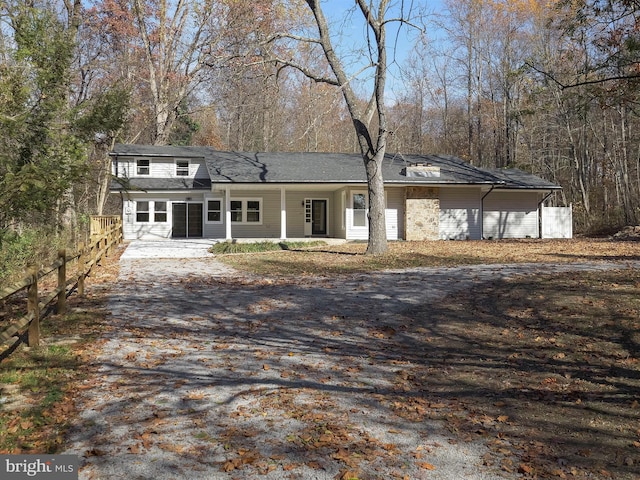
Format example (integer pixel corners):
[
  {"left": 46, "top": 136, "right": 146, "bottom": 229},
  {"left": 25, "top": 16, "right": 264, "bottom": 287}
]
[{"left": 405, "top": 187, "right": 440, "bottom": 241}]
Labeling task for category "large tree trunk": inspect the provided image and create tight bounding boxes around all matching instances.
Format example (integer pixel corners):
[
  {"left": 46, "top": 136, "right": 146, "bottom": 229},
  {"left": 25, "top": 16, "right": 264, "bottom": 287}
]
[
  {"left": 298, "top": 0, "right": 390, "bottom": 254},
  {"left": 365, "top": 150, "right": 388, "bottom": 255}
]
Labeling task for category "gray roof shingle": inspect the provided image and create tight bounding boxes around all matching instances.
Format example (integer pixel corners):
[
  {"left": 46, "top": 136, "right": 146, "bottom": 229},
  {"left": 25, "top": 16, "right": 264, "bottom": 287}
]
[
  {"left": 111, "top": 177, "right": 211, "bottom": 191},
  {"left": 109, "top": 145, "right": 560, "bottom": 191}
]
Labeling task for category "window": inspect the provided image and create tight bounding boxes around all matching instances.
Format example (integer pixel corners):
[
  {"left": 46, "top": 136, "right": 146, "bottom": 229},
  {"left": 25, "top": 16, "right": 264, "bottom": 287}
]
[
  {"left": 352, "top": 193, "right": 367, "bottom": 227},
  {"left": 154, "top": 201, "right": 167, "bottom": 222},
  {"left": 136, "top": 159, "right": 150, "bottom": 175},
  {"left": 136, "top": 201, "right": 149, "bottom": 222},
  {"left": 230, "top": 200, "right": 243, "bottom": 222},
  {"left": 176, "top": 159, "right": 189, "bottom": 176},
  {"left": 230, "top": 198, "right": 262, "bottom": 224},
  {"left": 207, "top": 199, "right": 222, "bottom": 223},
  {"left": 246, "top": 200, "right": 260, "bottom": 223}
]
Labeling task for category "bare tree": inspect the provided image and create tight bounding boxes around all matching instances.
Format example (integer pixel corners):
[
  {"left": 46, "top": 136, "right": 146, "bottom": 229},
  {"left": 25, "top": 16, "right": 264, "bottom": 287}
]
[
  {"left": 270, "top": 0, "right": 420, "bottom": 254},
  {"left": 131, "top": 0, "right": 217, "bottom": 145}
]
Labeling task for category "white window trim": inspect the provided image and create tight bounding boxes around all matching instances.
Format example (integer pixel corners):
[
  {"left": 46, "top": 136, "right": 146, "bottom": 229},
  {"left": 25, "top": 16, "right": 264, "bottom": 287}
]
[
  {"left": 341, "top": 191, "right": 346, "bottom": 230},
  {"left": 205, "top": 197, "right": 223, "bottom": 224},
  {"left": 230, "top": 198, "right": 263, "bottom": 225},
  {"left": 136, "top": 158, "right": 150, "bottom": 176},
  {"left": 135, "top": 200, "right": 169, "bottom": 224},
  {"left": 351, "top": 190, "right": 368, "bottom": 229},
  {"left": 135, "top": 200, "right": 150, "bottom": 223},
  {"left": 175, "top": 158, "right": 190, "bottom": 177},
  {"left": 153, "top": 200, "right": 168, "bottom": 223}
]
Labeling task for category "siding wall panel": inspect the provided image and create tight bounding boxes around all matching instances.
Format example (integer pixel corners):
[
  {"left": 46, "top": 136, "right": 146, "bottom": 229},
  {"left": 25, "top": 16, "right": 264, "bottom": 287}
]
[
  {"left": 439, "top": 188, "right": 482, "bottom": 240},
  {"left": 483, "top": 191, "right": 539, "bottom": 239}
]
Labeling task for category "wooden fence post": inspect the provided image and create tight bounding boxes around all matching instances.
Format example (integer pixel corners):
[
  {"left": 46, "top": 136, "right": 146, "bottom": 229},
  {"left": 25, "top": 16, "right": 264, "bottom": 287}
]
[
  {"left": 100, "top": 228, "right": 106, "bottom": 263},
  {"left": 27, "top": 266, "right": 40, "bottom": 347},
  {"left": 106, "top": 226, "right": 112, "bottom": 256},
  {"left": 57, "top": 249, "right": 67, "bottom": 315},
  {"left": 78, "top": 242, "right": 86, "bottom": 296}
]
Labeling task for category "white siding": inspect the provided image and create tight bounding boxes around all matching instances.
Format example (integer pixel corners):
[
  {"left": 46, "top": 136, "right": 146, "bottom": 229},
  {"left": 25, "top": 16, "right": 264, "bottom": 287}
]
[
  {"left": 122, "top": 193, "right": 208, "bottom": 240},
  {"left": 332, "top": 190, "right": 346, "bottom": 239},
  {"left": 345, "top": 189, "right": 369, "bottom": 240},
  {"left": 483, "top": 191, "right": 539, "bottom": 239},
  {"left": 152, "top": 158, "right": 174, "bottom": 177},
  {"left": 345, "top": 209, "right": 369, "bottom": 240},
  {"left": 386, "top": 187, "right": 403, "bottom": 240},
  {"left": 439, "top": 188, "right": 482, "bottom": 240},
  {"left": 113, "top": 156, "right": 207, "bottom": 178},
  {"left": 345, "top": 188, "right": 401, "bottom": 240}
]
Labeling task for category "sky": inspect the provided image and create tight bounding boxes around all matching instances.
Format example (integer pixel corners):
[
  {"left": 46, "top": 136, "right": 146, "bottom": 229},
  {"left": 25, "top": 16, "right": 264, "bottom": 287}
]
[{"left": 316, "top": 0, "right": 446, "bottom": 102}]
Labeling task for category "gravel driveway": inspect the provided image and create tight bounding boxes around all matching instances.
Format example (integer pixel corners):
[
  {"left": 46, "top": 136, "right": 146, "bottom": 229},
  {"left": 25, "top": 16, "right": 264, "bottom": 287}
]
[{"left": 63, "top": 244, "right": 636, "bottom": 479}]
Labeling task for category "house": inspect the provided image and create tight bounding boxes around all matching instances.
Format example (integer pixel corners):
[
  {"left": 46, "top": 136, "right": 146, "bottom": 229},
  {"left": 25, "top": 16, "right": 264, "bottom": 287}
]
[{"left": 109, "top": 144, "right": 566, "bottom": 241}]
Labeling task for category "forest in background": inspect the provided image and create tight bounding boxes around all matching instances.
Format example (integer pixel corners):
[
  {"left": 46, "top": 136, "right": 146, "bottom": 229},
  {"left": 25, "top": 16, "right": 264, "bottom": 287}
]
[{"left": 1, "top": 0, "right": 640, "bottom": 246}]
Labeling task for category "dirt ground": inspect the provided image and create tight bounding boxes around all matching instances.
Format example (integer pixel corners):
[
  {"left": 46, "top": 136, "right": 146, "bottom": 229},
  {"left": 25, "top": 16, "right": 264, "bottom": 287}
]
[
  {"left": 2, "top": 238, "right": 639, "bottom": 479},
  {"left": 57, "top": 246, "right": 640, "bottom": 480},
  {"left": 403, "top": 268, "right": 640, "bottom": 479}
]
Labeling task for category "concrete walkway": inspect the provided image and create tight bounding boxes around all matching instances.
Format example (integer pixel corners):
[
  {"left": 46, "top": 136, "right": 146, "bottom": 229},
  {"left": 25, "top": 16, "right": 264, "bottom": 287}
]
[
  {"left": 120, "top": 239, "right": 216, "bottom": 259},
  {"left": 120, "top": 238, "right": 348, "bottom": 260}
]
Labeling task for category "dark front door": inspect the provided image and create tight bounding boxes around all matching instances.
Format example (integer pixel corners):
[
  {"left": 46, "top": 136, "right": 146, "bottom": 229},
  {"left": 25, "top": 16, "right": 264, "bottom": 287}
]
[
  {"left": 311, "top": 199, "right": 327, "bottom": 235},
  {"left": 172, "top": 203, "right": 203, "bottom": 238}
]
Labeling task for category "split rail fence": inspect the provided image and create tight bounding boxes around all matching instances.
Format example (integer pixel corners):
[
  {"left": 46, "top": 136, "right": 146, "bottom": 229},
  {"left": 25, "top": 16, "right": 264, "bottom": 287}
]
[{"left": 0, "top": 216, "right": 123, "bottom": 356}]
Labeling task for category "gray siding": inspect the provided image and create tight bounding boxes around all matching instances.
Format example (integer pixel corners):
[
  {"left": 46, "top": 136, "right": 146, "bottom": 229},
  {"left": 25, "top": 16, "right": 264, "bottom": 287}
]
[
  {"left": 333, "top": 190, "right": 347, "bottom": 239},
  {"left": 483, "top": 191, "right": 539, "bottom": 239},
  {"left": 439, "top": 188, "right": 482, "bottom": 240},
  {"left": 285, "top": 191, "right": 307, "bottom": 238},
  {"left": 226, "top": 189, "right": 281, "bottom": 238}
]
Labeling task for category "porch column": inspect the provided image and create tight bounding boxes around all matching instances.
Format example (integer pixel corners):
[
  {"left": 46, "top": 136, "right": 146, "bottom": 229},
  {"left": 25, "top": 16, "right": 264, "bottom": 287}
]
[
  {"left": 280, "top": 186, "right": 287, "bottom": 240},
  {"left": 225, "top": 186, "right": 232, "bottom": 240}
]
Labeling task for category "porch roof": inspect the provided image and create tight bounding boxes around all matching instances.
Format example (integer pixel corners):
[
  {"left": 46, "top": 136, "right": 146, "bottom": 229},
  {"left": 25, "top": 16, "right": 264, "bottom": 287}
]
[{"left": 110, "top": 177, "right": 211, "bottom": 191}]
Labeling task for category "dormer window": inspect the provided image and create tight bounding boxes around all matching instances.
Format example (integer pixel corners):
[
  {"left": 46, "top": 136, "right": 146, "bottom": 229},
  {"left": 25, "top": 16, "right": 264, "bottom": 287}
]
[
  {"left": 136, "top": 158, "right": 150, "bottom": 175},
  {"left": 176, "top": 159, "right": 189, "bottom": 176}
]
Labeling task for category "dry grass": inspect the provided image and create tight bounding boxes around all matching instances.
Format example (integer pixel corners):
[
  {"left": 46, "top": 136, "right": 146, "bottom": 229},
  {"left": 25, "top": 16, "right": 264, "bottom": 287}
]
[
  {"left": 404, "top": 268, "right": 640, "bottom": 479},
  {"left": 213, "top": 238, "right": 640, "bottom": 478},
  {"left": 216, "top": 238, "right": 640, "bottom": 275},
  {"left": 0, "top": 245, "right": 123, "bottom": 454}
]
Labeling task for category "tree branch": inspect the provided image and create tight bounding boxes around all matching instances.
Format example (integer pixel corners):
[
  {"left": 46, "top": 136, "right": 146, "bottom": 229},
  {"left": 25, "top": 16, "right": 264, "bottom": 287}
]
[{"left": 525, "top": 60, "right": 640, "bottom": 90}]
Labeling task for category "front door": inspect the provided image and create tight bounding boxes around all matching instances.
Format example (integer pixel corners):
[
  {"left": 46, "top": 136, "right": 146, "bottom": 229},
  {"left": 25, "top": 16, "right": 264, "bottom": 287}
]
[
  {"left": 172, "top": 203, "right": 203, "bottom": 238},
  {"left": 304, "top": 198, "right": 328, "bottom": 236},
  {"left": 312, "top": 199, "right": 327, "bottom": 235}
]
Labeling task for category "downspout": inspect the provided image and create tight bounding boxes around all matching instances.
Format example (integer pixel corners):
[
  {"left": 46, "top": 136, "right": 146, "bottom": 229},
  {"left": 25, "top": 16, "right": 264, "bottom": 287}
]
[
  {"left": 538, "top": 190, "right": 553, "bottom": 208},
  {"left": 480, "top": 185, "right": 496, "bottom": 240},
  {"left": 537, "top": 190, "right": 554, "bottom": 239}
]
